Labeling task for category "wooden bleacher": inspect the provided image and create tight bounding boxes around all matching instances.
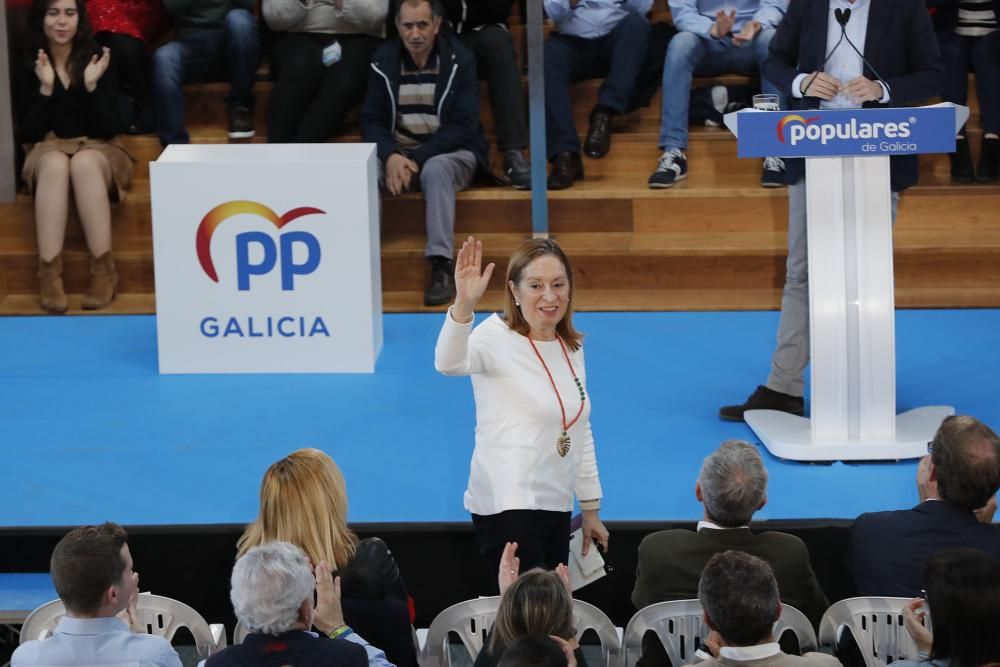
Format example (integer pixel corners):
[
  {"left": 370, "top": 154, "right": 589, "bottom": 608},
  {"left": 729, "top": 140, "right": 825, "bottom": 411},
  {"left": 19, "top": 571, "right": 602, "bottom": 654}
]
[{"left": 2, "top": 1, "right": 999, "bottom": 314}]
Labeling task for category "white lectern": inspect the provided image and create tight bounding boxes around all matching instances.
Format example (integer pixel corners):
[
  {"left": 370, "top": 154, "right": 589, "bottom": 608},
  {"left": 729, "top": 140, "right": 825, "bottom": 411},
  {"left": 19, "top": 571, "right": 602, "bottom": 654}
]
[
  {"left": 724, "top": 104, "right": 968, "bottom": 461},
  {"left": 150, "top": 143, "right": 382, "bottom": 374}
]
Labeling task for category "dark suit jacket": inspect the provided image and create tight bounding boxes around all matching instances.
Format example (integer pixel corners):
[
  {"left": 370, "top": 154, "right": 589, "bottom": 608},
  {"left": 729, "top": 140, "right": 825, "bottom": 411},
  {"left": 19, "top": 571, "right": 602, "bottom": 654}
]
[
  {"left": 632, "top": 527, "right": 830, "bottom": 626},
  {"left": 763, "top": 0, "right": 944, "bottom": 191},
  {"left": 206, "top": 630, "right": 368, "bottom": 667},
  {"left": 849, "top": 499, "right": 1000, "bottom": 597}
]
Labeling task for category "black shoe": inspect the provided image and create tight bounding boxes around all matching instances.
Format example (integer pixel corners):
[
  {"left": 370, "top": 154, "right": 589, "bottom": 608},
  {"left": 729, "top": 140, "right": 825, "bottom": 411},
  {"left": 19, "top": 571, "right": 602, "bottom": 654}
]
[
  {"left": 950, "top": 136, "right": 974, "bottom": 183},
  {"left": 228, "top": 105, "right": 255, "bottom": 139},
  {"left": 648, "top": 148, "right": 687, "bottom": 189},
  {"left": 424, "top": 256, "right": 455, "bottom": 306},
  {"left": 583, "top": 107, "right": 613, "bottom": 159},
  {"left": 976, "top": 137, "right": 999, "bottom": 183},
  {"left": 504, "top": 149, "right": 531, "bottom": 189},
  {"left": 547, "top": 152, "right": 584, "bottom": 190},
  {"left": 761, "top": 156, "right": 786, "bottom": 188},
  {"left": 719, "top": 385, "right": 805, "bottom": 422}
]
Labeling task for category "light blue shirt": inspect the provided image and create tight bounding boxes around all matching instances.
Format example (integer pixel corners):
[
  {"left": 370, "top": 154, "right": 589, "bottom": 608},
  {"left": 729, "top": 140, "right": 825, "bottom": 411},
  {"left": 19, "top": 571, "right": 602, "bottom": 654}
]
[
  {"left": 669, "top": 0, "right": 786, "bottom": 37},
  {"left": 544, "top": 0, "right": 654, "bottom": 39},
  {"left": 791, "top": 0, "right": 890, "bottom": 106},
  {"left": 12, "top": 616, "right": 182, "bottom": 667}
]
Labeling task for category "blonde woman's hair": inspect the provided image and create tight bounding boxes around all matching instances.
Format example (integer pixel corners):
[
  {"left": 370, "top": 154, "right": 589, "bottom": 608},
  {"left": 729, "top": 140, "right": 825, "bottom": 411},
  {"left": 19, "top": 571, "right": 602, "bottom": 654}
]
[
  {"left": 237, "top": 448, "right": 358, "bottom": 569},
  {"left": 489, "top": 569, "right": 576, "bottom": 657},
  {"left": 502, "top": 239, "right": 583, "bottom": 351}
]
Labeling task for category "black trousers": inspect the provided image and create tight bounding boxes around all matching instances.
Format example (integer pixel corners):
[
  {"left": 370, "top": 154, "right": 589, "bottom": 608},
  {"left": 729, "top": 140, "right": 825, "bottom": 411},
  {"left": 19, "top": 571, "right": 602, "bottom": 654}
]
[
  {"left": 267, "top": 32, "right": 381, "bottom": 142},
  {"left": 459, "top": 26, "right": 528, "bottom": 152},
  {"left": 472, "top": 509, "right": 571, "bottom": 593}
]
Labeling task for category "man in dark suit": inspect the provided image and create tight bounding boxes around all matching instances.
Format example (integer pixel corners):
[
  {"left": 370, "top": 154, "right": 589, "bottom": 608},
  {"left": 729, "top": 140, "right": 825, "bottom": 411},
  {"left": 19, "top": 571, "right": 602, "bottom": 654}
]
[
  {"left": 719, "top": 0, "right": 944, "bottom": 420},
  {"left": 850, "top": 415, "right": 1000, "bottom": 597},
  {"left": 632, "top": 441, "right": 828, "bottom": 667}
]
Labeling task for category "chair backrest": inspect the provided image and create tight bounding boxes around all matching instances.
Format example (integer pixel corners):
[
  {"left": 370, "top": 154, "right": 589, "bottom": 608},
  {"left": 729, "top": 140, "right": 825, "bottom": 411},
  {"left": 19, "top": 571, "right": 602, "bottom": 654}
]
[
  {"left": 20, "top": 594, "right": 227, "bottom": 658},
  {"left": 817, "top": 597, "right": 922, "bottom": 667},
  {"left": 572, "top": 599, "right": 623, "bottom": 667},
  {"left": 623, "top": 600, "right": 819, "bottom": 667},
  {"left": 233, "top": 619, "right": 249, "bottom": 645},
  {"left": 422, "top": 596, "right": 502, "bottom": 667}
]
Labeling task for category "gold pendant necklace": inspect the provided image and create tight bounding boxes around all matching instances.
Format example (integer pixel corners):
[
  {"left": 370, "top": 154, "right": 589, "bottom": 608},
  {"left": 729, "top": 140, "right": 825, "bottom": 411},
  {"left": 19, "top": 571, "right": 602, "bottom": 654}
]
[{"left": 527, "top": 335, "right": 586, "bottom": 457}]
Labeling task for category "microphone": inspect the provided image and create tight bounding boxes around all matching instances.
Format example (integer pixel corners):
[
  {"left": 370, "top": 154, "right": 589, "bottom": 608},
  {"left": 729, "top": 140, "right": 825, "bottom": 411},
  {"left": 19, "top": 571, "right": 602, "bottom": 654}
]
[
  {"left": 837, "top": 8, "right": 893, "bottom": 99},
  {"left": 835, "top": 7, "right": 851, "bottom": 26},
  {"left": 802, "top": 11, "right": 849, "bottom": 96}
]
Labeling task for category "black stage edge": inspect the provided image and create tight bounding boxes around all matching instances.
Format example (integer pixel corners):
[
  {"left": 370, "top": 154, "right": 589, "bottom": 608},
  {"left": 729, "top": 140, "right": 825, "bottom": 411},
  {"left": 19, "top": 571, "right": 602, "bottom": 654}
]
[{"left": 1, "top": 521, "right": 856, "bottom": 630}]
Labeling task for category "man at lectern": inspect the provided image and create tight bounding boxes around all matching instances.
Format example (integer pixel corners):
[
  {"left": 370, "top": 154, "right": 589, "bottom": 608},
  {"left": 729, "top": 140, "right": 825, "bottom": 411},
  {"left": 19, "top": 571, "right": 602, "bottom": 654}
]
[
  {"left": 361, "top": 0, "right": 493, "bottom": 307},
  {"left": 719, "top": 0, "right": 944, "bottom": 421}
]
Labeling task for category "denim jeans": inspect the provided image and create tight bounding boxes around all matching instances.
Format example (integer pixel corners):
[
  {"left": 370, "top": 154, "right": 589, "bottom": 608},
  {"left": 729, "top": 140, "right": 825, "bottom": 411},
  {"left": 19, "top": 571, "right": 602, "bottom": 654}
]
[
  {"left": 659, "top": 27, "right": 782, "bottom": 150},
  {"left": 152, "top": 8, "right": 259, "bottom": 145},
  {"left": 937, "top": 30, "right": 1000, "bottom": 134}
]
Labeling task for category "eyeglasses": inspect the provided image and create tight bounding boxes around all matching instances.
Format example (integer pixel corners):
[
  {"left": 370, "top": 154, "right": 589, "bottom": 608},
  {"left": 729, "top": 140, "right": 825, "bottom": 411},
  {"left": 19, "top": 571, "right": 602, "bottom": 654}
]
[{"left": 926, "top": 441, "right": 934, "bottom": 454}]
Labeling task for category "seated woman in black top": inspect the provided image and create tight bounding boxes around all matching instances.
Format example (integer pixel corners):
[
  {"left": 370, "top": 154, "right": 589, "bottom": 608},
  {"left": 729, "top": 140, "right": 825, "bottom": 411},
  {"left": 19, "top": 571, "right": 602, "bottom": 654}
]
[
  {"left": 19, "top": 0, "right": 133, "bottom": 313},
  {"left": 237, "top": 448, "right": 419, "bottom": 667}
]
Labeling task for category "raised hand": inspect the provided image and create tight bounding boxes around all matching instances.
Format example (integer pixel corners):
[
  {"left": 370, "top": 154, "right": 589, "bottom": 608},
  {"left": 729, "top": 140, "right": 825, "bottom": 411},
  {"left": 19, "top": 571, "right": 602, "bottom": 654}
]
[
  {"left": 35, "top": 50, "right": 55, "bottom": 95},
  {"left": 313, "top": 563, "right": 347, "bottom": 635},
  {"left": 498, "top": 541, "right": 520, "bottom": 595},
  {"left": 554, "top": 562, "right": 572, "bottom": 594},
  {"left": 83, "top": 47, "right": 111, "bottom": 93},
  {"left": 710, "top": 10, "right": 736, "bottom": 39},
  {"left": 452, "top": 236, "right": 495, "bottom": 320},
  {"left": 902, "top": 598, "right": 933, "bottom": 653}
]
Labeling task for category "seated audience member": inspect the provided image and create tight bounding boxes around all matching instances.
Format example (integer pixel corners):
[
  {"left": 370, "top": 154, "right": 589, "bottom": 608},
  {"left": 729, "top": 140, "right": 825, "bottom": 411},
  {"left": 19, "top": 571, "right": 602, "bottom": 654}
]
[
  {"left": 542, "top": 0, "right": 652, "bottom": 189},
  {"left": 207, "top": 541, "right": 386, "bottom": 667},
  {"left": 632, "top": 441, "right": 828, "bottom": 630},
  {"left": 499, "top": 636, "right": 576, "bottom": 667},
  {"left": 152, "top": 0, "right": 259, "bottom": 145},
  {"left": 696, "top": 550, "right": 840, "bottom": 667},
  {"left": 441, "top": 0, "right": 531, "bottom": 189},
  {"left": 18, "top": 0, "right": 134, "bottom": 314},
  {"left": 237, "top": 448, "right": 419, "bottom": 667},
  {"left": 895, "top": 549, "right": 1000, "bottom": 667},
  {"left": 262, "top": 0, "right": 387, "bottom": 142},
  {"left": 648, "top": 0, "right": 787, "bottom": 189},
  {"left": 360, "top": 0, "right": 492, "bottom": 306},
  {"left": 12, "top": 522, "right": 181, "bottom": 667},
  {"left": 850, "top": 415, "right": 1000, "bottom": 597},
  {"left": 87, "top": 0, "right": 166, "bottom": 133},
  {"left": 931, "top": 0, "right": 1000, "bottom": 182},
  {"left": 475, "top": 556, "right": 583, "bottom": 667}
]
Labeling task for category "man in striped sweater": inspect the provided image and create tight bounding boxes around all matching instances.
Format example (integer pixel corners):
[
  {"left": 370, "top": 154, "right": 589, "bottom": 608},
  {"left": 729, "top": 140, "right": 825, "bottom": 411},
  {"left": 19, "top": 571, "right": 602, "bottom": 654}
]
[{"left": 361, "top": 0, "right": 491, "bottom": 306}]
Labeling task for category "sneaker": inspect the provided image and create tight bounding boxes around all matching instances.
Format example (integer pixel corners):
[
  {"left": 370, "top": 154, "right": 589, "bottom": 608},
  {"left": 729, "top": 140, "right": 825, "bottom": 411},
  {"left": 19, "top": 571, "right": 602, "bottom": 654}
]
[
  {"left": 228, "top": 105, "right": 255, "bottom": 139},
  {"left": 976, "top": 136, "right": 999, "bottom": 183},
  {"left": 504, "top": 149, "right": 531, "bottom": 190},
  {"left": 761, "top": 156, "right": 786, "bottom": 188},
  {"left": 719, "top": 385, "right": 805, "bottom": 422},
  {"left": 950, "top": 136, "right": 974, "bottom": 183},
  {"left": 648, "top": 148, "right": 687, "bottom": 189},
  {"left": 424, "top": 256, "right": 455, "bottom": 306}
]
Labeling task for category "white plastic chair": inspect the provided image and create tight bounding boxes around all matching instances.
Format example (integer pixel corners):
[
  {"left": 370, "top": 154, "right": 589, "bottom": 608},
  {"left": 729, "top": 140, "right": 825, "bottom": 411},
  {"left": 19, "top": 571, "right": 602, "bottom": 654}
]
[
  {"left": 20, "top": 594, "right": 227, "bottom": 658},
  {"left": 623, "top": 600, "right": 819, "bottom": 667},
  {"left": 818, "top": 597, "right": 923, "bottom": 667},
  {"left": 421, "top": 596, "right": 501, "bottom": 667},
  {"left": 572, "top": 599, "right": 623, "bottom": 667}
]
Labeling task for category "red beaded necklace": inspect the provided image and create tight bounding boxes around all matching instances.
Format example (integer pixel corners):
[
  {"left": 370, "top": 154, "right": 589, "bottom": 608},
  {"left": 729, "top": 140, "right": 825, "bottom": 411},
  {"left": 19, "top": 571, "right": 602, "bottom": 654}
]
[{"left": 527, "top": 334, "right": 586, "bottom": 457}]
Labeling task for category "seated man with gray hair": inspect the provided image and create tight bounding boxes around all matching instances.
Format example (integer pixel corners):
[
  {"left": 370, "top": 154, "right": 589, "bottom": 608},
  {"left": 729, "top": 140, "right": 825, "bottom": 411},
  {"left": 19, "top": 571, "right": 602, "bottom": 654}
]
[
  {"left": 206, "top": 541, "right": 388, "bottom": 667},
  {"left": 698, "top": 551, "right": 839, "bottom": 667},
  {"left": 631, "top": 441, "right": 828, "bottom": 667}
]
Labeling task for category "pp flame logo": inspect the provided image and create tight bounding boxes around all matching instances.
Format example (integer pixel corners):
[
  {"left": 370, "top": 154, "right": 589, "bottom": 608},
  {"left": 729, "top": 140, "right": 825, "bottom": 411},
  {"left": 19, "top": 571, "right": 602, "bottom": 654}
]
[
  {"left": 776, "top": 115, "right": 820, "bottom": 144},
  {"left": 195, "top": 201, "right": 325, "bottom": 291}
]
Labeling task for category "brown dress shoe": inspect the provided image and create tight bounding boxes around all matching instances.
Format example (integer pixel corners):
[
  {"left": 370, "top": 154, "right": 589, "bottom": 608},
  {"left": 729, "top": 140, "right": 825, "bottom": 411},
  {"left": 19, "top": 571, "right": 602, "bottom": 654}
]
[
  {"left": 584, "top": 107, "right": 613, "bottom": 159},
  {"left": 38, "top": 255, "right": 69, "bottom": 314},
  {"left": 82, "top": 251, "right": 118, "bottom": 310},
  {"left": 547, "top": 152, "right": 584, "bottom": 190},
  {"left": 719, "top": 385, "right": 805, "bottom": 422}
]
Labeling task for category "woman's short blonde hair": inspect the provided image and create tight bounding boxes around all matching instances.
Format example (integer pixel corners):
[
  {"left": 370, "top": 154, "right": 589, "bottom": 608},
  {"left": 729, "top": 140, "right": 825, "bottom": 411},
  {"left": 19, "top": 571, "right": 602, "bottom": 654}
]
[
  {"left": 237, "top": 448, "right": 358, "bottom": 569},
  {"left": 489, "top": 569, "right": 576, "bottom": 657},
  {"left": 502, "top": 239, "right": 583, "bottom": 351}
]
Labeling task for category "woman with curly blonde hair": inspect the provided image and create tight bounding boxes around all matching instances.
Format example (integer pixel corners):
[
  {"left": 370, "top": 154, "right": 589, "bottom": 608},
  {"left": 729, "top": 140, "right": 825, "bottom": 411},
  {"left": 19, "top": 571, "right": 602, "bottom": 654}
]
[{"left": 238, "top": 448, "right": 418, "bottom": 667}]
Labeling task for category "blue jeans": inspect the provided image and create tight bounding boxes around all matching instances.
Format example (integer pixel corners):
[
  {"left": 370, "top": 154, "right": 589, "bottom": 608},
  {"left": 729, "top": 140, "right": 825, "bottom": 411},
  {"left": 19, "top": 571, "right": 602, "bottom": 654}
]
[
  {"left": 543, "top": 11, "right": 651, "bottom": 158},
  {"left": 937, "top": 30, "right": 1000, "bottom": 134},
  {"left": 659, "top": 27, "right": 781, "bottom": 150},
  {"left": 152, "top": 8, "right": 259, "bottom": 145}
]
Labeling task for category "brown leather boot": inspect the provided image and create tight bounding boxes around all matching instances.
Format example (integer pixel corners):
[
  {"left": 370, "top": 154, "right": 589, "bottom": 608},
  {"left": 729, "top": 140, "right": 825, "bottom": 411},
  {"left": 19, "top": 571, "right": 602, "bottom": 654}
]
[
  {"left": 82, "top": 251, "right": 118, "bottom": 310},
  {"left": 38, "top": 255, "right": 69, "bottom": 314}
]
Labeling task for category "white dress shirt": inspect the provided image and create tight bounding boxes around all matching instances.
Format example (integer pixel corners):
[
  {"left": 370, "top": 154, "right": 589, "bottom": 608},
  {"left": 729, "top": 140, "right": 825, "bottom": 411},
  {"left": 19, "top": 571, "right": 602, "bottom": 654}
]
[
  {"left": 435, "top": 312, "right": 603, "bottom": 515},
  {"left": 12, "top": 616, "right": 182, "bottom": 667},
  {"left": 719, "top": 643, "right": 783, "bottom": 661}
]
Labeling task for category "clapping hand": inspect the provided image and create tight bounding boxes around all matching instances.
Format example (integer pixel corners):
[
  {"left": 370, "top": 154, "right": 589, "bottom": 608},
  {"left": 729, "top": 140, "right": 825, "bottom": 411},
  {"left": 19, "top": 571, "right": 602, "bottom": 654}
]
[
  {"left": 710, "top": 10, "right": 736, "bottom": 39},
  {"left": 902, "top": 598, "right": 933, "bottom": 654},
  {"left": 452, "top": 236, "right": 495, "bottom": 321},
  {"left": 313, "top": 563, "right": 347, "bottom": 635},
  {"left": 498, "top": 541, "right": 520, "bottom": 595},
  {"left": 549, "top": 635, "right": 578, "bottom": 667},
  {"left": 35, "top": 50, "right": 55, "bottom": 95},
  {"left": 83, "top": 47, "right": 111, "bottom": 93},
  {"left": 115, "top": 573, "right": 143, "bottom": 633},
  {"left": 732, "top": 20, "right": 761, "bottom": 46}
]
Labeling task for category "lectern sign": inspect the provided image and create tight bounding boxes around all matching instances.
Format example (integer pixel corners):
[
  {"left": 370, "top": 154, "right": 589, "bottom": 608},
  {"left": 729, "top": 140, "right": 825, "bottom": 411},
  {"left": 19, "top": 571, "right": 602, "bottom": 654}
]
[
  {"left": 734, "top": 105, "right": 958, "bottom": 158},
  {"left": 151, "top": 144, "right": 383, "bottom": 374}
]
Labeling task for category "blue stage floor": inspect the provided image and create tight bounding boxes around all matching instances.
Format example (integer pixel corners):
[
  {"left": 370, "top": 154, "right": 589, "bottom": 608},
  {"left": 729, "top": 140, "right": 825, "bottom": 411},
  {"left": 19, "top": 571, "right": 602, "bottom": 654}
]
[{"left": 2, "top": 310, "right": 998, "bottom": 528}]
